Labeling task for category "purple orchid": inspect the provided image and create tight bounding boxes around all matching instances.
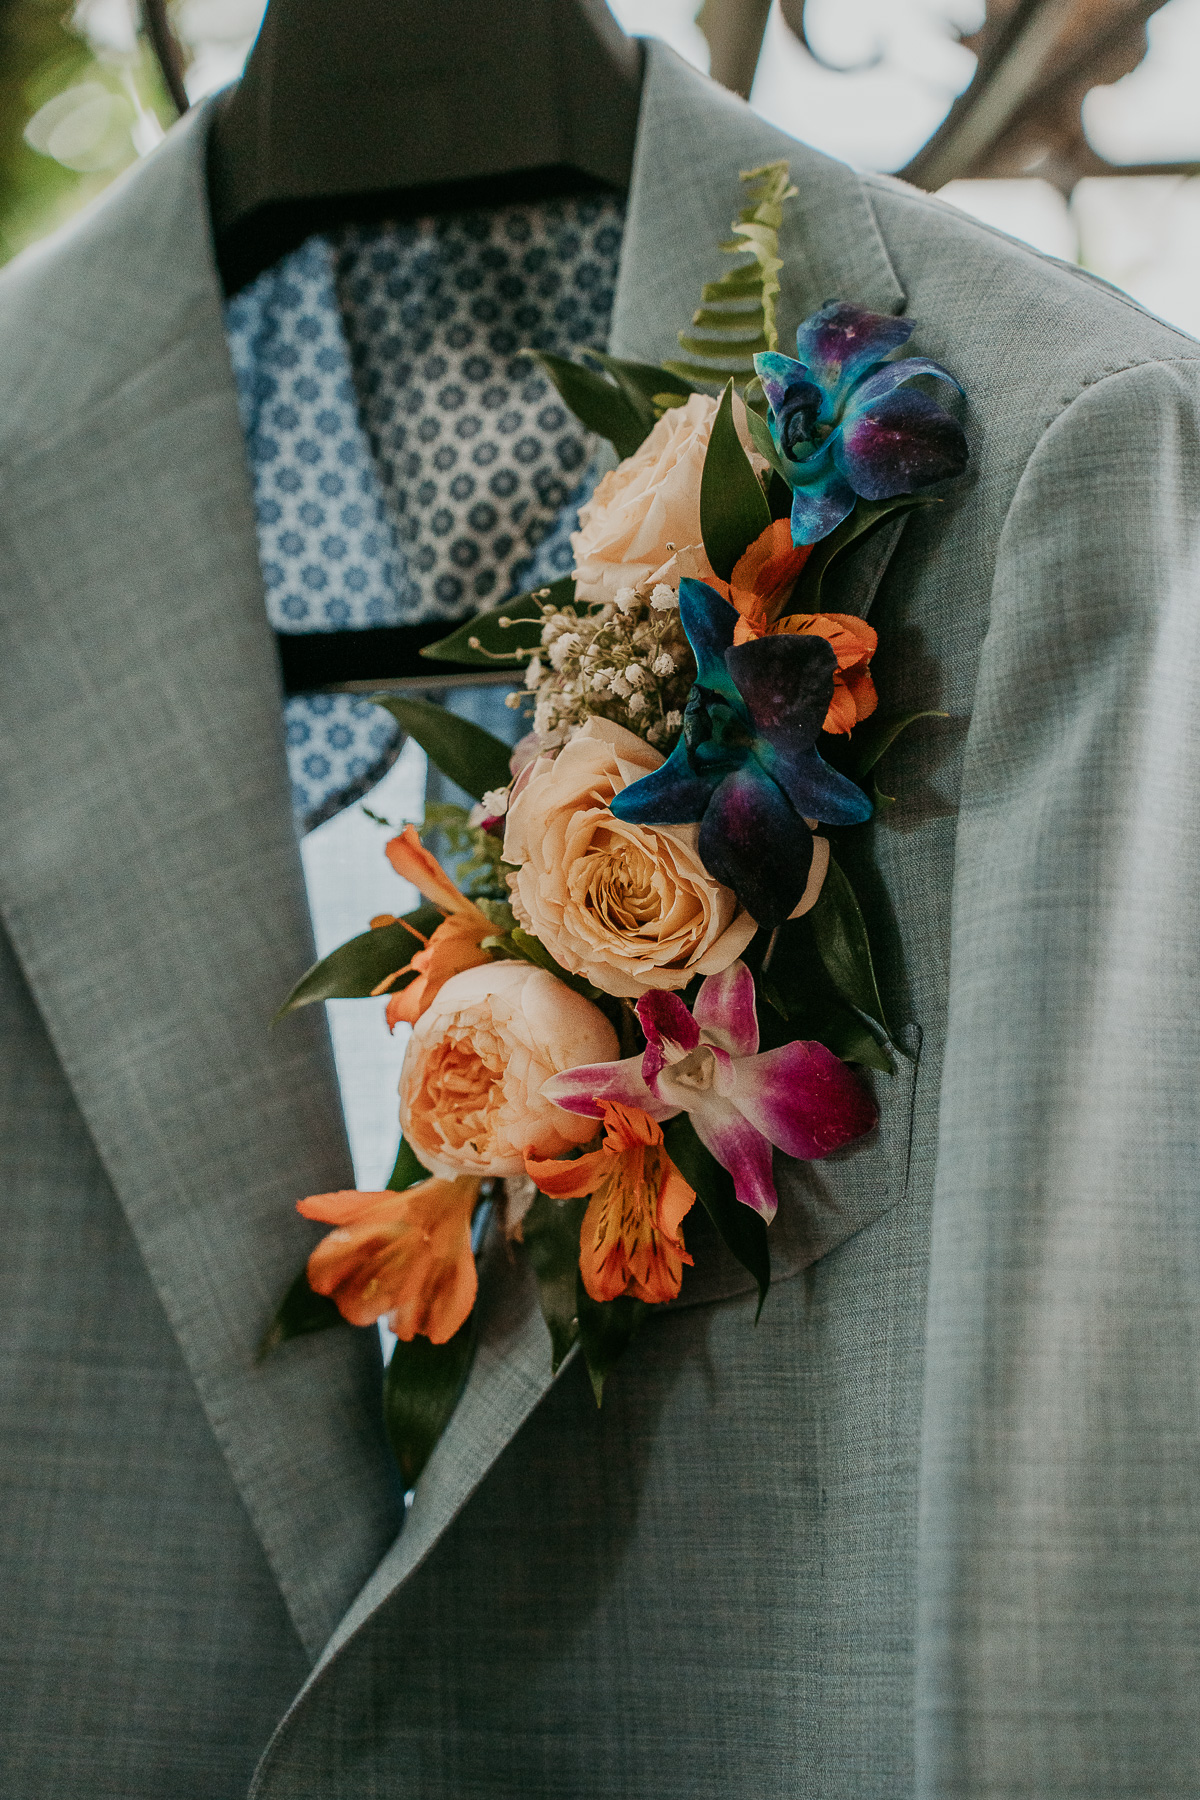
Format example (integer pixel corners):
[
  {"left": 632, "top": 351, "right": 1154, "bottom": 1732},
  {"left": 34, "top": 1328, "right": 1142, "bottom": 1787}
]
[
  {"left": 610, "top": 577, "right": 871, "bottom": 928},
  {"left": 543, "top": 961, "right": 877, "bottom": 1222},
  {"left": 755, "top": 301, "right": 968, "bottom": 545}
]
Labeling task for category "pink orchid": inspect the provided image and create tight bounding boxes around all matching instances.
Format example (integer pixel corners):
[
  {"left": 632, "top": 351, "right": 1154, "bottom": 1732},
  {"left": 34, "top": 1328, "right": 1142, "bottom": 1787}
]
[{"left": 542, "top": 960, "right": 877, "bottom": 1222}]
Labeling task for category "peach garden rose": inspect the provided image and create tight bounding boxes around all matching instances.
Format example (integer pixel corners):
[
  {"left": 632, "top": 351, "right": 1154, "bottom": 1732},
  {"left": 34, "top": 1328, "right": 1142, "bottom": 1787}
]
[
  {"left": 570, "top": 390, "right": 765, "bottom": 605},
  {"left": 398, "top": 960, "right": 618, "bottom": 1180},
  {"left": 503, "top": 716, "right": 758, "bottom": 998}
]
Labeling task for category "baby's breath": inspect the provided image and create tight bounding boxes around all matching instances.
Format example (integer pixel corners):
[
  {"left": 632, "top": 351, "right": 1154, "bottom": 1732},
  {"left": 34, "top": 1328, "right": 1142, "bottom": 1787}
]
[{"left": 506, "top": 582, "right": 695, "bottom": 752}]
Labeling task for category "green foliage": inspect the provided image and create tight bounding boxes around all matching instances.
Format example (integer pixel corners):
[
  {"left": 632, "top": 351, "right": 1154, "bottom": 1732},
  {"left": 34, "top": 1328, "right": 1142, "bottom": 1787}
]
[
  {"left": 520, "top": 1189, "right": 588, "bottom": 1372},
  {"left": 807, "top": 856, "right": 893, "bottom": 1047},
  {"left": 0, "top": 0, "right": 176, "bottom": 265},
  {"left": 420, "top": 801, "right": 508, "bottom": 899},
  {"left": 386, "top": 1136, "right": 432, "bottom": 1192},
  {"left": 275, "top": 903, "right": 442, "bottom": 1018},
  {"left": 664, "top": 160, "right": 797, "bottom": 392},
  {"left": 699, "top": 378, "right": 772, "bottom": 579},
  {"left": 525, "top": 351, "right": 652, "bottom": 462},
  {"left": 662, "top": 1114, "right": 771, "bottom": 1314},
  {"left": 523, "top": 351, "right": 699, "bottom": 463},
  {"left": 753, "top": 912, "right": 892, "bottom": 1073},
  {"left": 575, "top": 1274, "right": 646, "bottom": 1406},
  {"left": 791, "top": 494, "right": 937, "bottom": 612},
  {"left": 257, "top": 1262, "right": 348, "bottom": 1360},
  {"left": 371, "top": 695, "right": 513, "bottom": 801},
  {"left": 384, "top": 1311, "right": 479, "bottom": 1489},
  {"left": 420, "top": 579, "right": 568, "bottom": 669}
]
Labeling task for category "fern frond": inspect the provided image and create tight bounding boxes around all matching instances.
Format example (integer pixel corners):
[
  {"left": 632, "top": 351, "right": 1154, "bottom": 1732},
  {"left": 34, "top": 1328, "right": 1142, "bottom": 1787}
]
[{"left": 664, "top": 160, "right": 798, "bottom": 392}]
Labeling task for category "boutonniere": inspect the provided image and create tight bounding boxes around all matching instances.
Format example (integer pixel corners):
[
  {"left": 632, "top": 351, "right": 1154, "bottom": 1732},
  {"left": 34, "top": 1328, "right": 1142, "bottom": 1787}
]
[{"left": 262, "top": 163, "right": 969, "bottom": 1488}]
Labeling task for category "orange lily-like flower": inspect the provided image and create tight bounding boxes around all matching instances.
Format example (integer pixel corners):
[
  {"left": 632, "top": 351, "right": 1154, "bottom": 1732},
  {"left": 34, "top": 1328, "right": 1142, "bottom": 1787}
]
[
  {"left": 525, "top": 1101, "right": 696, "bottom": 1306},
  {"left": 709, "top": 520, "right": 878, "bottom": 735},
  {"left": 371, "top": 825, "right": 493, "bottom": 1028},
  {"left": 709, "top": 517, "right": 810, "bottom": 635},
  {"left": 757, "top": 609, "right": 878, "bottom": 734},
  {"left": 297, "top": 1173, "right": 482, "bottom": 1343}
]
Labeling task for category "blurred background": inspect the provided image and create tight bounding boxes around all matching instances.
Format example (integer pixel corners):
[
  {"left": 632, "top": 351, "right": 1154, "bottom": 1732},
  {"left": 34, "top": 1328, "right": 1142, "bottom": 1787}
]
[{"left": 2, "top": 0, "right": 1197, "bottom": 325}]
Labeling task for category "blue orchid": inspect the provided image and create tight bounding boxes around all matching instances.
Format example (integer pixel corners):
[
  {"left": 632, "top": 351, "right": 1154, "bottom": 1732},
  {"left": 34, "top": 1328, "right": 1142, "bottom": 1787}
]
[
  {"left": 610, "top": 580, "right": 872, "bottom": 928},
  {"left": 755, "top": 300, "right": 968, "bottom": 545}
]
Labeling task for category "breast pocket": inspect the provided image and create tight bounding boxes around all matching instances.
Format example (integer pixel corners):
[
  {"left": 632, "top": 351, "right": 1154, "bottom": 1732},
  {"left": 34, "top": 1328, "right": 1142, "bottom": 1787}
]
[{"left": 669, "top": 1024, "right": 922, "bottom": 1312}]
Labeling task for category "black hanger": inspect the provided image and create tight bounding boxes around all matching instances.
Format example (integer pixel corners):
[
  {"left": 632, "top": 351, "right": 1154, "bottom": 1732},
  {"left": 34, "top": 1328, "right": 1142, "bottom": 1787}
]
[{"left": 208, "top": 0, "right": 644, "bottom": 295}]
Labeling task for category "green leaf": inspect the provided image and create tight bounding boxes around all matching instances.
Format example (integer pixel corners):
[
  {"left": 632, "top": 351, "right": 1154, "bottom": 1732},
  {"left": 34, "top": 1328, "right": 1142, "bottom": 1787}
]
[
  {"left": 520, "top": 1189, "right": 587, "bottom": 1372},
  {"left": 575, "top": 1274, "right": 646, "bottom": 1406},
  {"left": 591, "top": 353, "right": 699, "bottom": 421},
  {"left": 387, "top": 1136, "right": 432, "bottom": 1192},
  {"left": 257, "top": 1263, "right": 348, "bottom": 1361},
  {"left": 383, "top": 1310, "right": 478, "bottom": 1489},
  {"left": 661, "top": 1114, "right": 770, "bottom": 1317},
  {"left": 525, "top": 351, "right": 648, "bottom": 460},
  {"left": 275, "top": 903, "right": 443, "bottom": 1018},
  {"left": 752, "top": 914, "right": 891, "bottom": 1072},
  {"left": 848, "top": 708, "right": 947, "bottom": 778},
  {"left": 700, "top": 379, "right": 772, "bottom": 581},
  {"left": 371, "top": 695, "right": 513, "bottom": 801},
  {"left": 808, "top": 856, "right": 891, "bottom": 1040},
  {"left": 792, "top": 495, "right": 936, "bottom": 612},
  {"left": 420, "top": 582, "right": 559, "bottom": 667}
]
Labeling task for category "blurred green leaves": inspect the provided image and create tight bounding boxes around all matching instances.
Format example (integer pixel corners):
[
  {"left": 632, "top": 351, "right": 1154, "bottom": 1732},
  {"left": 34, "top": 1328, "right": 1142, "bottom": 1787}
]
[{"left": 0, "top": 0, "right": 176, "bottom": 263}]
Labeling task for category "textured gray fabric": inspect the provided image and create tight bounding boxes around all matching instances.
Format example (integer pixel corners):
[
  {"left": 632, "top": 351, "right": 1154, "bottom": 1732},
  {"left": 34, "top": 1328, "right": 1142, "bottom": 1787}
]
[
  {"left": 0, "top": 928, "right": 310, "bottom": 1796},
  {"left": 0, "top": 35, "right": 1197, "bottom": 1800}
]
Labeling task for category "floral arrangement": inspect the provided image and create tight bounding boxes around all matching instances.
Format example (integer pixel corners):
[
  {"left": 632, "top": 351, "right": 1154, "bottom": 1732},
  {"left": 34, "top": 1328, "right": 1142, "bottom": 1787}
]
[{"left": 263, "top": 164, "right": 968, "bottom": 1487}]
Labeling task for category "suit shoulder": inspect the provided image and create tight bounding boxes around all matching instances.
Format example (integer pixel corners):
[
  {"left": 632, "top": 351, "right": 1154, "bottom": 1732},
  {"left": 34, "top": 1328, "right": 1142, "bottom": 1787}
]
[{"left": 862, "top": 170, "right": 1198, "bottom": 369}]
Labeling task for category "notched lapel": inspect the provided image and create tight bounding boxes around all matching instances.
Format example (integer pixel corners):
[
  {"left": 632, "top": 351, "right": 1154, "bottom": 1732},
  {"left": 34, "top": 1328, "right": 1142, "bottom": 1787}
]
[{"left": 0, "top": 107, "right": 402, "bottom": 1659}]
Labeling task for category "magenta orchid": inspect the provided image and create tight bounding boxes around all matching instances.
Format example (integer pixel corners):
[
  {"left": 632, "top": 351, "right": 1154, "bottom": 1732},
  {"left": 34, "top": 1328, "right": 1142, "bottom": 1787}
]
[{"left": 543, "top": 961, "right": 877, "bottom": 1222}]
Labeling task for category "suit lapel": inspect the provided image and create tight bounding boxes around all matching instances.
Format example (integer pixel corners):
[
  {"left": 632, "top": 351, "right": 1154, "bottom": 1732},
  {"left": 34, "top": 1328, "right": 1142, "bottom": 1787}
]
[
  {"left": 0, "top": 104, "right": 402, "bottom": 1659},
  {"left": 244, "top": 41, "right": 910, "bottom": 1739}
]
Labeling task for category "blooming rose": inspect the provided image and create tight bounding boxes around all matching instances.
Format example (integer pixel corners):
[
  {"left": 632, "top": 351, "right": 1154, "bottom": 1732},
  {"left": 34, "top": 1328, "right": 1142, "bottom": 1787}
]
[
  {"left": 398, "top": 961, "right": 618, "bottom": 1179},
  {"left": 571, "top": 392, "right": 764, "bottom": 605},
  {"left": 503, "top": 717, "right": 758, "bottom": 998}
]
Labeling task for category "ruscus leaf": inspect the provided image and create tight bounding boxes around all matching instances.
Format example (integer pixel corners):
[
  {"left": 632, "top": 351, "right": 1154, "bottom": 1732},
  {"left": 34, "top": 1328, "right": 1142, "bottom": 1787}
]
[
  {"left": 275, "top": 903, "right": 443, "bottom": 1018},
  {"left": 520, "top": 1189, "right": 588, "bottom": 1372},
  {"left": 387, "top": 1137, "right": 432, "bottom": 1192},
  {"left": 661, "top": 1115, "right": 770, "bottom": 1317},
  {"left": 371, "top": 695, "right": 513, "bottom": 801},
  {"left": 383, "top": 1311, "right": 478, "bottom": 1490},
  {"left": 700, "top": 379, "right": 772, "bottom": 581},
  {"left": 257, "top": 1263, "right": 348, "bottom": 1361},
  {"left": 575, "top": 1276, "right": 646, "bottom": 1406},
  {"left": 525, "top": 351, "right": 647, "bottom": 460},
  {"left": 807, "top": 856, "right": 892, "bottom": 1040},
  {"left": 420, "top": 583, "right": 560, "bottom": 667},
  {"left": 848, "top": 708, "right": 948, "bottom": 778}
]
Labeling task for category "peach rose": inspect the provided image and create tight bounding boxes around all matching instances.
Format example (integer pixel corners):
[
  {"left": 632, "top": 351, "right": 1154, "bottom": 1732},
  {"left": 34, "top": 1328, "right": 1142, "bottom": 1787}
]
[
  {"left": 398, "top": 961, "right": 618, "bottom": 1179},
  {"left": 570, "top": 392, "right": 764, "bottom": 604},
  {"left": 502, "top": 717, "right": 758, "bottom": 998}
]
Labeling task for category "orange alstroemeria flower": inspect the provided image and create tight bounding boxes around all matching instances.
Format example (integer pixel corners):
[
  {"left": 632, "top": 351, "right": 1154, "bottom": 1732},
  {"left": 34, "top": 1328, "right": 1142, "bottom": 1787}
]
[
  {"left": 708, "top": 520, "right": 878, "bottom": 735},
  {"left": 370, "top": 825, "right": 493, "bottom": 1028},
  {"left": 709, "top": 517, "right": 811, "bottom": 636},
  {"left": 758, "top": 610, "right": 879, "bottom": 735},
  {"left": 298, "top": 1174, "right": 482, "bottom": 1344},
  {"left": 525, "top": 1101, "right": 696, "bottom": 1306}
]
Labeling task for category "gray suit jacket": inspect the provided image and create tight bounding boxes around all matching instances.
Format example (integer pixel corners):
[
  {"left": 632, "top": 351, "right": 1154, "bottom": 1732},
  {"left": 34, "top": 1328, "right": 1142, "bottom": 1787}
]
[{"left": 1, "top": 40, "right": 1198, "bottom": 1800}]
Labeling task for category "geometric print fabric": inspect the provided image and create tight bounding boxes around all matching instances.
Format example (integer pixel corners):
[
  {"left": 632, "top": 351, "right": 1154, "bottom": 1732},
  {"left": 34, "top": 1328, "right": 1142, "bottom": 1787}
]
[{"left": 224, "top": 196, "right": 625, "bottom": 831}]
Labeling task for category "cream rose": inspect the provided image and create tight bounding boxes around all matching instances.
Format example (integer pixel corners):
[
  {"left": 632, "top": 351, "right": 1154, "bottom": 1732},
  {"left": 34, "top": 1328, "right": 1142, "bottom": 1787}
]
[
  {"left": 503, "top": 717, "right": 758, "bottom": 999},
  {"left": 570, "top": 392, "right": 765, "bottom": 605},
  {"left": 398, "top": 961, "right": 617, "bottom": 1180}
]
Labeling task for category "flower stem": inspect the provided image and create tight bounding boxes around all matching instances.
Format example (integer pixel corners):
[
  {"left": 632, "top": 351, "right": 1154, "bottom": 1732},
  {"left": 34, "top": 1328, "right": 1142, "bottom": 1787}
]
[{"left": 760, "top": 925, "right": 781, "bottom": 975}]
